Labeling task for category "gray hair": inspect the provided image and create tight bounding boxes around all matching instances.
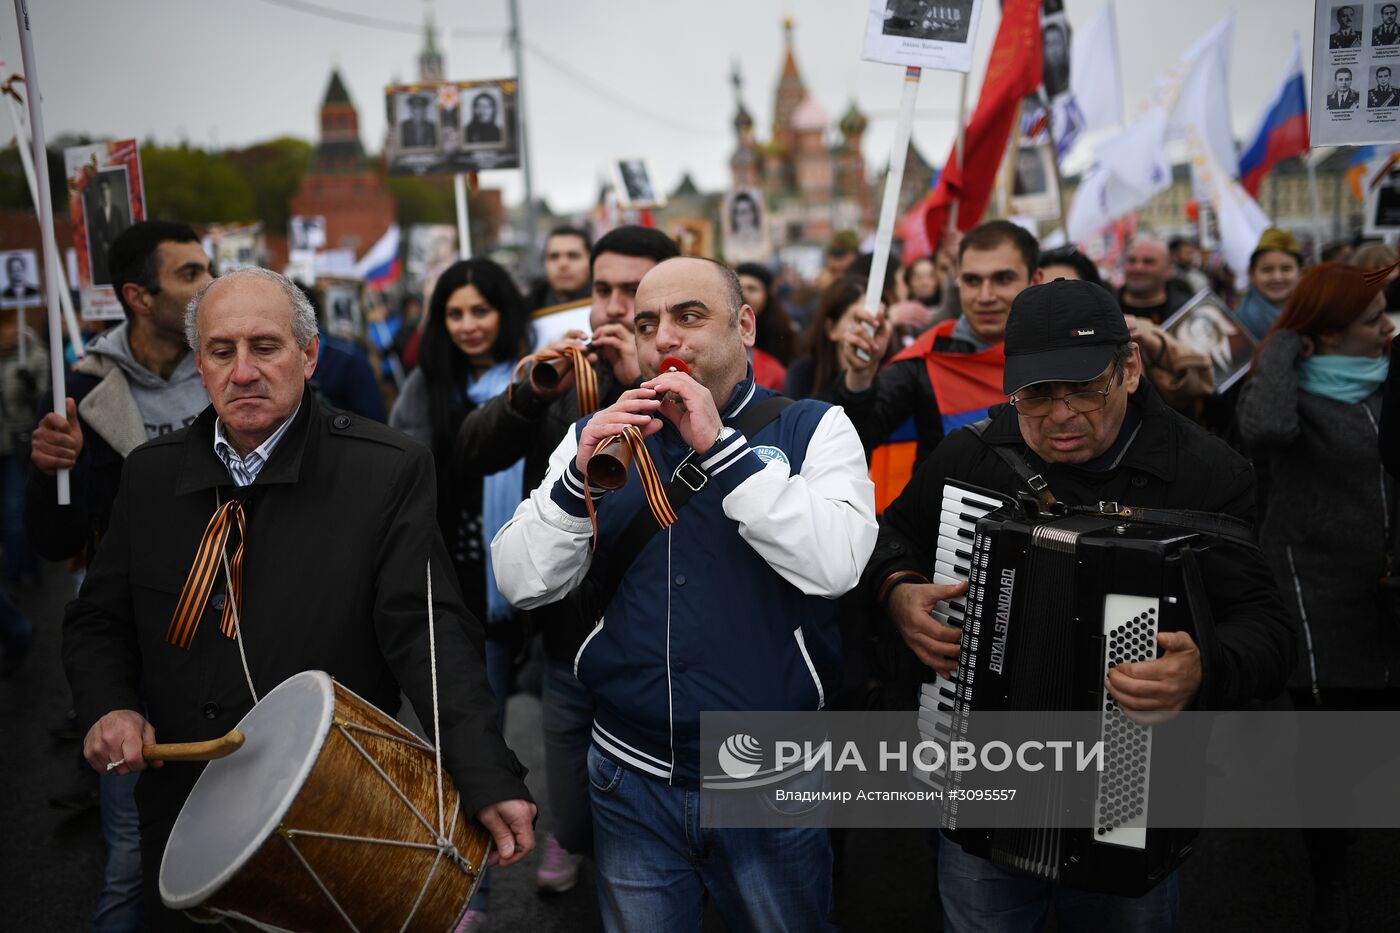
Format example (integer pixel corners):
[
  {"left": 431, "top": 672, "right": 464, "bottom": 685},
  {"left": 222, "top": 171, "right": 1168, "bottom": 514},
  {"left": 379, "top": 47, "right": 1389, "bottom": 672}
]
[{"left": 184, "top": 267, "right": 318, "bottom": 351}]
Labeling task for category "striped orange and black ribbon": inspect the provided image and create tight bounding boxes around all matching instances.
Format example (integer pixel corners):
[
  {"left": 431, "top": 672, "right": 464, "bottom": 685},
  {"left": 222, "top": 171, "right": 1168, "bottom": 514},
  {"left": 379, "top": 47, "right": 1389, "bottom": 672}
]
[
  {"left": 510, "top": 345, "right": 600, "bottom": 415},
  {"left": 166, "top": 500, "right": 245, "bottom": 649},
  {"left": 582, "top": 425, "right": 677, "bottom": 548}
]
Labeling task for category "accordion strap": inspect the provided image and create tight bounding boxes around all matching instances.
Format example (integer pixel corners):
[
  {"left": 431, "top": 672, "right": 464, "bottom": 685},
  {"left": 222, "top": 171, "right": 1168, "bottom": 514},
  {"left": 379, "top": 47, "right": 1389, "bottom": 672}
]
[{"left": 964, "top": 418, "right": 1258, "bottom": 550}]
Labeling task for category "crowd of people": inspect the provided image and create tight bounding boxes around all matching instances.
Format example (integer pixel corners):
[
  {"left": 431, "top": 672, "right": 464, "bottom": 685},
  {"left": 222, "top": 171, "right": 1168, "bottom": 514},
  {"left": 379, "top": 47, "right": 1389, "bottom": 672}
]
[{"left": 3, "top": 210, "right": 1397, "bottom": 933}]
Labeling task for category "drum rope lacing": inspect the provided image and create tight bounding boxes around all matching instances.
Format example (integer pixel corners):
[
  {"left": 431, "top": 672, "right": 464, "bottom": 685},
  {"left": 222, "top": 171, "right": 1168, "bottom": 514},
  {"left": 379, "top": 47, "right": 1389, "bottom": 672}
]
[{"left": 185, "top": 557, "right": 479, "bottom": 931}]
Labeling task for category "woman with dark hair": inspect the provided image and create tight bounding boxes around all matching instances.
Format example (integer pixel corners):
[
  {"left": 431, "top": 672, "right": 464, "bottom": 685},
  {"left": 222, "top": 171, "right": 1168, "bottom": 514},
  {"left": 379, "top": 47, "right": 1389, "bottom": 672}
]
[
  {"left": 1236, "top": 227, "right": 1303, "bottom": 340},
  {"left": 1236, "top": 261, "right": 1396, "bottom": 929},
  {"left": 466, "top": 92, "right": 503, "bottom": 144},
  {"left": 735, "top": 262, "right": 797, "bottom": 389},
  {"left": 784, "top": 277, "right": 894, "bottom": 401},
  {"left": 389, "top": 258, "right": 531, "bottom": 930}
]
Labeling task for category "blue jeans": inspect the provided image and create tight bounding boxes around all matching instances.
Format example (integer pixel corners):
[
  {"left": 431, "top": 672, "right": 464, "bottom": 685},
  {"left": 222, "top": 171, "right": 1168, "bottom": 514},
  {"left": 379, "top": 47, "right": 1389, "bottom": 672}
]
[
  {"left": 541, "top": 660, "right": 594, "bottom": 854},
  {"left": 0, "top": 453, "right": 36, "bottom": 581},
  {"left": 937, "top": 834, "right": 1179, "bottom": 933},
  {"left": 587, "top": 744, "right": 835, "bottom": 933},
  {"left": 92, "top": 772, "right": 143, "bottom": 932}
]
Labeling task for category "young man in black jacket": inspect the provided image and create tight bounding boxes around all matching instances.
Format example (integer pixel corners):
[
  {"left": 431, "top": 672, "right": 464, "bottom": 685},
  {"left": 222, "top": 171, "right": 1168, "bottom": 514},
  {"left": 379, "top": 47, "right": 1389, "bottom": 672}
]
[
  {"left": 452, "top": 224, "right": 679, "bottom": 891},
  {"left": 833, "top": 221, "right": 1041, "bottom": 467},
  {"left": 866, "top": 280, "right": 1296, "bottom": 931}
]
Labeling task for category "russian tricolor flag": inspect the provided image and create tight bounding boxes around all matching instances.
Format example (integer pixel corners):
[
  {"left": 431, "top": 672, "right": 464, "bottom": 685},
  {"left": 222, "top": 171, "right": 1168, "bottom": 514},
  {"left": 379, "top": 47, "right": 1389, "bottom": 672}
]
[
  {"left": 1239, "top": 38, "right": 1309, "bottom": 197},
  {"left": 354, "top": 224, "right": 401, "bottom": 289}
]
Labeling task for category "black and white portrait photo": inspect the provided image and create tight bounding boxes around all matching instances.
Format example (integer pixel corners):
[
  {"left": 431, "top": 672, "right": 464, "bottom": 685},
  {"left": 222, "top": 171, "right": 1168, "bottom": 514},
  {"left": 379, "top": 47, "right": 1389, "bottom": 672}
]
[
  {"left": 729, "top": 191, "right": 762, "bottom": 238},
  {"left": 1163, "top": 293, "right": 1256, "bottom": 392},
  {"left": 722, "top": 187, "right": 770, "bottom": 263},
  {"left": 881, "top": 0, "right": 975, "bottom": 43},
  {"left": 324, "top": 281, "right": 361, "bottom": 339},
  {"left": 1328, "top": 67, "right": 1361, "bottom": 109},
  {"left": 1375, "top": 3, "right": 1400, "bottom": 45},
  {"left": 1370, "top": 65, "right": 1400, "bottom": 107},
  {"left": 1007, "top": 143, "right": 1059, "bottom": 220},
  {"left": 615, "top": 159, "right": 662, "bottom": 208},
  {"left": 1373, "top": 168, "right": 1400, "bottom": 228},
  {"left": 1332, "top": 5, "right": 1364, "bottom": 48},
  {"left": 1042, "top": 20, "right": 1072, "bottom": 100},
  {"left": 0, "top": 250, "right": 40, "bottom": 310},
  {"left": 398, "top": 92, "right": 439, "bottom": 151},
  {"left": 1013, "top": 146, "right": 1049, "bottom": 197},
  {"left": 288, "top": 215, "right": 327, "bottom": 253},
  {"left": 81, "top": 168, "right": 132, "bottom": 287},
  {"left": 463, "top": 88, "right": 506, "bottom": 150}
]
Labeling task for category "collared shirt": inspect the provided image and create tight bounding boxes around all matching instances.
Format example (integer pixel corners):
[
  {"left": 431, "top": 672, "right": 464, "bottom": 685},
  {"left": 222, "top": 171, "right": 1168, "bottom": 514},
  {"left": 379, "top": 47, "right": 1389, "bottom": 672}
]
[{"left": 213, "top": 402, "right": 300, "bottom": 487}]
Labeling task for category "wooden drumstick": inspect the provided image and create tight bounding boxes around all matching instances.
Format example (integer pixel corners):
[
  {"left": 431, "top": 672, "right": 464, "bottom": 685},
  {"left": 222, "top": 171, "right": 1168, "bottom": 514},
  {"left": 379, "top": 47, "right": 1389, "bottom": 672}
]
[{"left": 143, "top": 729, "right": 246, "bottom": 763}]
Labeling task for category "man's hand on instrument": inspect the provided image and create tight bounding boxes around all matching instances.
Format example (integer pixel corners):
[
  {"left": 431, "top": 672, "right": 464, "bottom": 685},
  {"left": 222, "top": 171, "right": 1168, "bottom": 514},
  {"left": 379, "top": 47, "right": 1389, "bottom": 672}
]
[
  {"left": 574, "top": 389, "right": 663, "bottom": 474},
  {"left": 476, "top": 798, "right": 537, "bottom": 868},
  {"left": 641, "top": 369, "right": 722, "bottom": 455},
  {"left": 531, "top": 330, "right": 590, "bottom": 398},
  {"left": 590, "top": 323, "right": 642, "bottom": 387},
  {"left": 1105, "top": 630, "right": 1202, "bottom": 722},
  {"left": 887, "top": 580, "right": 968, "bottom": 676},
  {"left": 83, "top": 709, "right": 161, "bottom": 777},
  {"left": 839, "top": 308, "right": 891, "bottom": 393},
  {"left": 31, "top": 397, "right": 83, "bottom": 476}
]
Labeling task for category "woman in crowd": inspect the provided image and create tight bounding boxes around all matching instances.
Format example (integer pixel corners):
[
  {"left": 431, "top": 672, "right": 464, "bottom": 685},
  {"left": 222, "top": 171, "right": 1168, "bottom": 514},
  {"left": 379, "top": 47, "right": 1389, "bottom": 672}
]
[
  {"left": 735, "top": 262, "right": 796, "bottom": 390},
  {"left": 902, "top": 254, "right": 958, "bottom": 328},
  {"left": 388, "top": 258, "right": 532, "bottom": 930},
  {"left": 1235, "top": 261, "right": 1397, "bottom": 929},
  {"left": 784, "top": 276, "right": 895, "bottom": 401},
  {"left": 1235, "top": 227, "right": 1303, "bottom": 340}
]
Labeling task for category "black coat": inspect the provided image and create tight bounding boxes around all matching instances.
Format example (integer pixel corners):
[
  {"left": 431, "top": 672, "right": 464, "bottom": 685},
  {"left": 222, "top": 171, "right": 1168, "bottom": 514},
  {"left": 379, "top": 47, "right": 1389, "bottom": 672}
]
[
  {"left": 864, "top": 386, "right": 1297, "bottom": 709},
  {"left": 63, "top": 388, "right": 529, "bottom": 829}
]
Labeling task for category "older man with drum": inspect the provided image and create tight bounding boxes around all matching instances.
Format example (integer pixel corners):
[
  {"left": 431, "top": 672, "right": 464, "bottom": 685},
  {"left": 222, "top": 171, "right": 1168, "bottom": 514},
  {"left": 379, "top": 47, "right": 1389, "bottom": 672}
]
[{"left": 63, "top": 268, "right": 534, "bottom": 931}]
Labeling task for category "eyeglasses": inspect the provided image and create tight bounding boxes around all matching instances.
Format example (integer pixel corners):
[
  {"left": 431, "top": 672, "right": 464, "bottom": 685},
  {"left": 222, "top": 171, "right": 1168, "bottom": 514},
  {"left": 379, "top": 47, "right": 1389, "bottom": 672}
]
[{"left": 1009, "top": 361, "right": 1121, "bottom": 417}]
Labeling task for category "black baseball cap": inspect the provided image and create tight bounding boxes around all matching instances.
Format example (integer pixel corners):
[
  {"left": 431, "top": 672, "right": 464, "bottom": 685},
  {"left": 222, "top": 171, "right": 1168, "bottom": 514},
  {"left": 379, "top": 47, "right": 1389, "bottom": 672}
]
[{"left": 1002, "top": 278, "right": 1130, "bottom": 394}]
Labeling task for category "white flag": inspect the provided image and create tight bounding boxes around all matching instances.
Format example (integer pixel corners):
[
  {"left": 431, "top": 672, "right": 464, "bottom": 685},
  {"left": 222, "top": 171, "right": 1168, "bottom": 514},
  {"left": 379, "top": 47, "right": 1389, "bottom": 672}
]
[
  {"left": 1175, "top": 30, "right": 1268, "bottom": 287},
  {"left": 1067, "top": 109, "right": 1172, "bottom": 243},
  {"left": 1159, "top": 13, "right": 1238, "bottom": 179},
  {"left": 1069, "top": 1, "right": 1123, "bottom": 134}
]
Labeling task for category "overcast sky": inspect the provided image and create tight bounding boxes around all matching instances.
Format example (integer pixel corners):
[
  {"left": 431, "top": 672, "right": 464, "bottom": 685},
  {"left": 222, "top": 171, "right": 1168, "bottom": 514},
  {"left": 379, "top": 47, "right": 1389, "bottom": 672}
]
[{"left": 0, "top": 1, "right": 1315, "bottom": 216}]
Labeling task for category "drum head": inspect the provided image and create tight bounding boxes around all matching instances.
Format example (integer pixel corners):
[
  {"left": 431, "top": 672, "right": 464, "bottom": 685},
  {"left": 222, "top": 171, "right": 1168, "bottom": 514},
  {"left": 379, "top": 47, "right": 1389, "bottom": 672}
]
[{"left": 159, "top": 670, "right": 335, "bottom": 909}]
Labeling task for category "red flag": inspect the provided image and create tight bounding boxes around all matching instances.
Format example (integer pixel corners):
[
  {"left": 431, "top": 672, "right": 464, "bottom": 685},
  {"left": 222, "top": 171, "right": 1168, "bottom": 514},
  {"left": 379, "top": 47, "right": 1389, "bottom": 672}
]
[{"left": 922, "top": 0, "right": 1044, "bottom": 249}]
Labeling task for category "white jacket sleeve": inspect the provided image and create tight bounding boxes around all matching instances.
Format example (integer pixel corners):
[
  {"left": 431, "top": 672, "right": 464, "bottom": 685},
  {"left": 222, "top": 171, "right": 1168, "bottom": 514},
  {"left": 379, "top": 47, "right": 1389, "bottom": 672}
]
[
  {"left": 489, "top": 427, "right": 599, "bottom": 609},
  {"left": 699, "top": 405, "right": 876, "bottom": 598}
]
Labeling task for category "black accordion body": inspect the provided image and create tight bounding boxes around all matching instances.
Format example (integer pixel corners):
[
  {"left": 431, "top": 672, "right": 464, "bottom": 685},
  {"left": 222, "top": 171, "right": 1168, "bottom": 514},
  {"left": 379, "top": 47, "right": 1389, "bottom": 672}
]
[{"left": 916, "top": 481, "right": 1211, "bottom": 897}]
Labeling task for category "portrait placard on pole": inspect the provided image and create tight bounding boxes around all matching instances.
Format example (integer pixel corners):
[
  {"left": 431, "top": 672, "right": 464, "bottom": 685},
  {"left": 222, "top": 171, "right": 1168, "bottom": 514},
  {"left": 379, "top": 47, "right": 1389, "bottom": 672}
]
[
  {"left": 64, "top": 138, "right": 145, "bottom": 321},
  {"left": 863, "top": 0, "right": 984, "bottom": 73},
  {"left": 1311, "top": 0, "right": 1400, "bottom": 145},
  {"left": 385, "top": 79, "right": 520, "bottom": 176}
]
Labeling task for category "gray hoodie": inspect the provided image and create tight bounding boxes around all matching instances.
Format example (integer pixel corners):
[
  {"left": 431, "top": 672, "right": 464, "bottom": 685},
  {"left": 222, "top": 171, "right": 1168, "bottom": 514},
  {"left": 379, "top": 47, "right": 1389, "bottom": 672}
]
[{"left": 76, "top": 324, "right": 208, "bottom": 456}]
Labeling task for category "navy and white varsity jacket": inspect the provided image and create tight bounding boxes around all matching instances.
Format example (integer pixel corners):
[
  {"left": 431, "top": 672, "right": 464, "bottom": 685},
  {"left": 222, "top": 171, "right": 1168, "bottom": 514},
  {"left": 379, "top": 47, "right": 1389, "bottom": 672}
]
[{"left": 492, "top": 374, "right": 877, "bottom": 785}]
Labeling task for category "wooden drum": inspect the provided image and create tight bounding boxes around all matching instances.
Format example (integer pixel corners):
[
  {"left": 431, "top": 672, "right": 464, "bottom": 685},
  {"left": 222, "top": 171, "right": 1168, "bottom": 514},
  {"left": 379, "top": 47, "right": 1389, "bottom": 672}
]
[{"left": 159, "top": 670, "right": 490, "bottom": 931}]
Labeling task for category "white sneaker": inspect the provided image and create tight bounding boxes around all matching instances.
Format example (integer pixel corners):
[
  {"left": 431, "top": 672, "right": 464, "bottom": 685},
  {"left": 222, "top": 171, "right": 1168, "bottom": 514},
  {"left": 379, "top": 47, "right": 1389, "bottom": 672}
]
[{"left": 535, "top": 833, "right": 582, "bottom": 893}]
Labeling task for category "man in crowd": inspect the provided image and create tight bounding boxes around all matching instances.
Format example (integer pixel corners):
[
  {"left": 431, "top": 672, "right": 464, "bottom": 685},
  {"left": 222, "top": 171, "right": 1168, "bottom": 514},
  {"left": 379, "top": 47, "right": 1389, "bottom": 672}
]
[
  {"left": 492, "top": 256, "right": 877, "bottom": 930},
  {"left": 1116, "top": 236, "right": 1197, "bottom": 324},
  {"left": 453, "top": 224, "right": 679, "bottom": 899},
  {"left": 833, "top": 220, "right": 1042, "bottom": 469},
  {"left": 526, "top": 226, "right": 593, "bottom": 312},
  {"left": 63, "top": 267, "right": 534, "bottom": 931},
  {"left": 866, "top": 279, "right": 1294, "bottom": 931},
  {"left": 1168, "top": 236, "right": 1210, "bottom": 294},
  {"left": 29, "top": 220, "right": 212, "bottom": 931}
]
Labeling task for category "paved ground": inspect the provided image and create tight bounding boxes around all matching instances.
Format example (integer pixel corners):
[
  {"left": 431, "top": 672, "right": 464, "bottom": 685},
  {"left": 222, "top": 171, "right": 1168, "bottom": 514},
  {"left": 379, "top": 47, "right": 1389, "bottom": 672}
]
[{"left": 5, "top": 564, "right": 1399, "bottom": 931}]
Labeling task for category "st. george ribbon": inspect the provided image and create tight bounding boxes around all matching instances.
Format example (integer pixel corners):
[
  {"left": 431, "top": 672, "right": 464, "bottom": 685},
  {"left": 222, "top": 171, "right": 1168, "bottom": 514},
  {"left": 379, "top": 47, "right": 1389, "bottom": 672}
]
[{"left": 587, "top": 356, "right": 688, "bottom": 491}]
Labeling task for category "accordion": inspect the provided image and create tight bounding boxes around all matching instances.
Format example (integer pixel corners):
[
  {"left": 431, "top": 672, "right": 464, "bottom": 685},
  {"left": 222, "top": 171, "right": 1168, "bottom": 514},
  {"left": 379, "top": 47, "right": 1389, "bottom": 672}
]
[{"left": 915, "top": 481, "right": 1210, "bottom": 897}]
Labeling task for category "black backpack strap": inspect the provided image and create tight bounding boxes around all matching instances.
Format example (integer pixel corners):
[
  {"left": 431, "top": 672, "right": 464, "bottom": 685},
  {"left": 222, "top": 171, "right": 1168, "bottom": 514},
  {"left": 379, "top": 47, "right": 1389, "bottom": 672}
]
[
  {"left": 964, "top": 417, "right": 1059, "bottom": 511},
  {"left": 964, "top": 419, "right": 1258, "bottom": 549},
  {"left": 591, "top": 395, "right": 796, "bottom": 614}
]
